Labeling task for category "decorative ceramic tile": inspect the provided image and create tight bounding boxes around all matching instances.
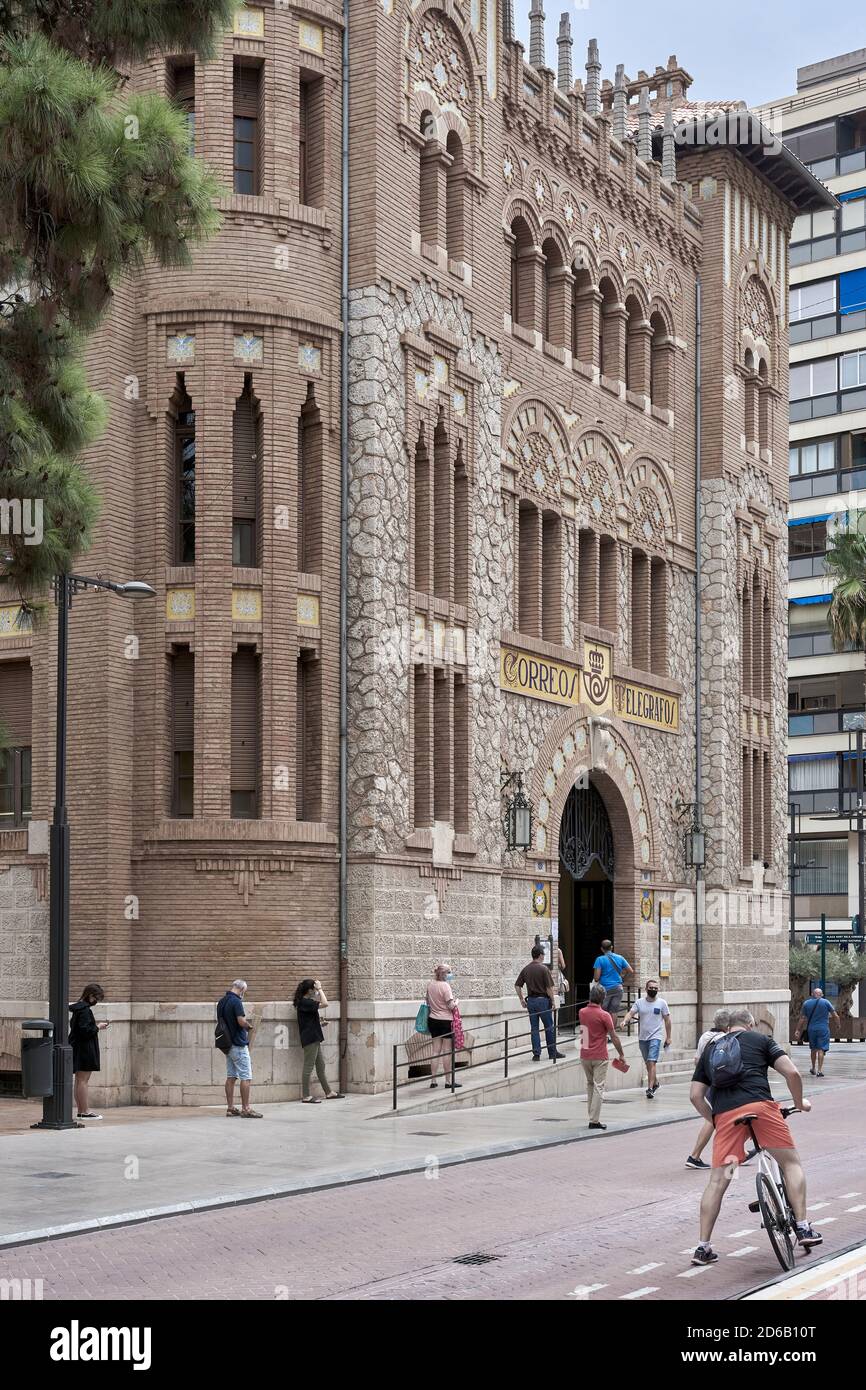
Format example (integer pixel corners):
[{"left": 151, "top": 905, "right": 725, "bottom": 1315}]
[
  {"left": 234, "top": 333, "right": 263, "bottom": 365},
  {"left": 0, "top": 604, "right": 23, "bottom": 636},
  {"left": 298, "top": 342, "right": 322, "bottom": 375},
  {"left": 297, "top": 593, "right": 320, "bottom": 627},
  {"left": 234, "top": 6, "right": 265, "bottom": 37},
  {"left": 233, "top": 588, "right": 262, "bottom": 622},
  {"left": 503, "top": 379, "right": 522, "bottom": 399},
  {"left": 299, "top": 21, "right": 324, "bottom": 55},
  {"left": 166, "top": 333, "right": 195, "bottom": 366},
  {"left": 166, "top": 588, "right": 195, "bottom": 621},
  {"left": 452, "top": 389, "right": 467, "bottom": 416},
  {"left": 433, "top": 355, "right": 449, "bottom": 387}
]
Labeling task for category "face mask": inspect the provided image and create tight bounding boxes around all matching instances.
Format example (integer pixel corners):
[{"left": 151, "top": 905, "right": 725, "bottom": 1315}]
[
  {"left": 446, "top": 973, "right": 454, "bottom": 982},
  {"left": 646, "top": 989, "right": 658, "bottom": 999}
]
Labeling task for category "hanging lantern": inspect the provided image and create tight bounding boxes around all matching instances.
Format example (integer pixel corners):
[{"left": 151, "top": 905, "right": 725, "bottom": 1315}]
[{"left": 502, "top": 771, "right": 533, "bottom": 852}]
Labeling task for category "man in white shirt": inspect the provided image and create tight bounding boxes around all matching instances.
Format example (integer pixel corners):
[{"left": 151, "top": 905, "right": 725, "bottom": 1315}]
[{"left": 622, "top": 979, "right": 671, "bottom": 1099}]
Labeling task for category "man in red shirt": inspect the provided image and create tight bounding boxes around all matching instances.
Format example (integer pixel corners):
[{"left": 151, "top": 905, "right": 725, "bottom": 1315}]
[{"left": 579, "top": 983, "right": 627, "bottom": 1130}]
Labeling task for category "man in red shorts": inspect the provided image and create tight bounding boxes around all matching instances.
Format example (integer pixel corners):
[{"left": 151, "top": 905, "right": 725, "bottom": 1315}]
[{"left": 688, "top": 1008, "right": 818, "bottom": 1266}]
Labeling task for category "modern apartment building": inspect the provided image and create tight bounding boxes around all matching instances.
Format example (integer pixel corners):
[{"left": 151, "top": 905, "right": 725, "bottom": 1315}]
[
  {"left": 0, "top": 4, "right": 833, "bottom": 1099},
  {"left": 758, "top": 51, "right": 866, "bottom": 954}
]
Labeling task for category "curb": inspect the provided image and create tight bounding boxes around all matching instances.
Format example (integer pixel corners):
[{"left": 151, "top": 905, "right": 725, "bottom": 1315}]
[
  {"left": 730, "top": 1235, "right": 866, "bottom": 1301},
  {"left": 0, "top": 1109, "right": 696, "bottom": 1252}
]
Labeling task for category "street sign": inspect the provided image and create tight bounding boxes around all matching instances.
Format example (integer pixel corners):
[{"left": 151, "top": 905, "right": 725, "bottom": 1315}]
[{"left": 803, "top": 932, "right": 856, "bottom": 945}]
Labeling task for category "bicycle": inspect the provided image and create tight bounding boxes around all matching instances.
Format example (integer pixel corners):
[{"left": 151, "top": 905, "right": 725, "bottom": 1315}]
[{"left": 737, "top": 1105, "right": 814, "bottom": 1272}]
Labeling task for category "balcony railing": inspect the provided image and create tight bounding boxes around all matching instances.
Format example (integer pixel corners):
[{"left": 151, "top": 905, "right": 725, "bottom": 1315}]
[
  {"left": 789, "top": 553, "right": 827, "bottom": 580},
  {"left": 789, "top": 709, "right": 866, "bottom": 736},
  {"left": 789, "top": 633, "right": 859, "bottom": 658}
]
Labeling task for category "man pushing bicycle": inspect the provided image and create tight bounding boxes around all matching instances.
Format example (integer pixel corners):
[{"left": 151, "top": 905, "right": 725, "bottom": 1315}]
[{"left": 688, "top": 1007, "right": 820, "bottom": 1267}]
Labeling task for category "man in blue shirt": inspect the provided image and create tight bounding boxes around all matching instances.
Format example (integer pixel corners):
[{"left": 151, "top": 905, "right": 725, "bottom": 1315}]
[
  {"left": 218, "top": 979, "right": 263, "bottom": 1118},
  {"left": 592, "top": 939, "right": 632, "bottom": 1027},
  {"left": 794, "top": 986, "right": 838, "bottom": 1079}
]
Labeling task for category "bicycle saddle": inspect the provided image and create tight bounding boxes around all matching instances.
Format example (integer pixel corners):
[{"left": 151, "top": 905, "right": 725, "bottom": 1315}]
[{"left": 733, "top": 1113, "right": 758, "bottom": 1126}]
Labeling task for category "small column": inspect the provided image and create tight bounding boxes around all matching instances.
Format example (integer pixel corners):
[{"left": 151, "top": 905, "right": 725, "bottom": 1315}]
[
  {"left": 585, "top": 38, "right": 601, "bottom": 116},
  {"left": 546, "top": 264, "right": 574, "bottom": 350},
  {"left": 573, "top": 280, "right": 601, "bottom": 369},
  {"left": 612, "top": 63, "right": 627, "bottom": 141},
  {"left": 557, "top": 12, "right": 573, "bottom": 91},
  {"left": 662, "top": 102, "right": 676, "bottom": 181},
  {"left": 637, "top": 85, "right": 652, "bottom": 161},
  {"left": 529, "top": 0, "right": 546, "bottom": 70},
  {"left": 601, "top": 301, "right": 628, "bottom": 383},
  {"left": 627, "top": 319, "right": 653, "bottom": 400}
]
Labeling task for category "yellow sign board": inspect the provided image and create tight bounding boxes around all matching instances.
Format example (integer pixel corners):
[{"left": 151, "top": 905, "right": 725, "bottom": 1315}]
[{"left": 500, "top": 640, "right": 679, "bottom": 734}]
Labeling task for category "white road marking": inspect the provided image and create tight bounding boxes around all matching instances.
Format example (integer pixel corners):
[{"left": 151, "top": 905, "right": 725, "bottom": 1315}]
[
  {"left": 837, "top": 1192, "right": 861, "bottom": 1199},
  {"left": 629, "top": 1262, "right": 663, "bottom": 1275},
  {"left": 726, "top": 1229, "right": 756, "bottom": 1238},
  {"left": 678, "top": 1265, "right": 715, "bottom": 1277},
  {"left": 846, "top": 1203, "right": 866, "bottom": 1213},
  {"left": 727, "top": 1246, "right": 759, "bottom": 1257},
  {"left": 567, "top": 1283, "right": 607, "bottom": 1297},
  {"left": 619, "top": 1286, "right": 659, "bottom": 1299},
  {"left": 807, "top": 1201, "right": 830, "bottom": 1210},
  {"left": 819, "top": 1216, "right": 838, "bottom": 1224}
]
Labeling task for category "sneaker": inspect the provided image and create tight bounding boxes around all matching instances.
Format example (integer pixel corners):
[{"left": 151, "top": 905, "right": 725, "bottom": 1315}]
[
  {"left": 809, "top": 1067, "right": 815, "bottom": 1076},
  {"left": 691, "top": 1245, "right": 719, "bottom": 1266},
  {"left": 652, "top": 1082, "right": 660, "bottom": 1093},
  {"left": 817, "top": 1071, "right": 825, "bottom": 1078},
  {"left": 645, "top": 1088, "right": 654, "bottom": 1100},
  {"left": 429, "top": 1081, "right": 439, "bottom": 1089},
  {"left": 588, "top": 1121, "right": 607, "bottom": 1130},
  {"left": 551, "top": 1050, "right": 566, "bottom": 1060},
  {"left": 685, "top": 1155, "right": 710, "bottom": 1169},
  {"left": 77, "top": 1112, "right": 103, "bottom": 1120},
  {"left": 796, "top": 1223, "right": 823, "bottom": 1249},
  {"left": 532, "top": 1055, "right": 541, "bottom": 1062}
]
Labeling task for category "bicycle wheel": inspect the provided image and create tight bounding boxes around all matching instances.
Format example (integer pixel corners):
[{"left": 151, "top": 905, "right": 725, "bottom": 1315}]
[{"left": 756, "top": 1172, "right": 795, "bottom": 1272}]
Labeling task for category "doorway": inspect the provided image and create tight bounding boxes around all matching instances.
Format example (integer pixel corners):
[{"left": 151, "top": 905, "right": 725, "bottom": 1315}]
[{"left": 558, "top": 781, "right": 615, "bottom": 1001}]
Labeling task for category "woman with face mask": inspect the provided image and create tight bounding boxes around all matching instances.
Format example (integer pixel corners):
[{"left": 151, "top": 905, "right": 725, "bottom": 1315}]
[{"left": 425, "top": 963, "right": 461, "bottom": 1090}]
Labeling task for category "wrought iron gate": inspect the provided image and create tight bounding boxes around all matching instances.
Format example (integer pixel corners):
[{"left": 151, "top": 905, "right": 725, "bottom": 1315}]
[{"left": 559, "top": 782, "right": 614, "bottom": 881}]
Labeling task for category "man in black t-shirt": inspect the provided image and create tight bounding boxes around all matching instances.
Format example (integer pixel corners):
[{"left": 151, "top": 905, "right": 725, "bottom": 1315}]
[{"left": 688, "top": 1008, "right": 818, "bottom": 1267}]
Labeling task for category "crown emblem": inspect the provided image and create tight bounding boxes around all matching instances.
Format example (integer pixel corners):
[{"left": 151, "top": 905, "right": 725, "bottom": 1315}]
[{"left": 589, "top": 649, "right": 604, "bottom": 674}]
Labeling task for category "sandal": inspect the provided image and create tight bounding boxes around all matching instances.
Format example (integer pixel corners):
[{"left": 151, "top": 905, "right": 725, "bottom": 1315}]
[
  {"left": 240, "top": 1109, "right": 263, "bottom": 1118},
  {"left": 77, "top": 1112, "right": 103, "bottom": 1120},
  {"left": 226, "top": 1107, "right": 241, "bottom": 1117},
  {"left": 325, "top": 1092, "right": 346, "bottom": 1099},
  {"left": 301, "top": 1097, "right": 322, "bottom": 1104}
]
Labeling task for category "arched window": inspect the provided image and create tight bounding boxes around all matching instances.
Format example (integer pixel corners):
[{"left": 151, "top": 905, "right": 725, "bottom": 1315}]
[
  {"left": 758, "top": 358, "right": 770, "bottom": 452},
  {"left": 631, "top": 547, "right": 651, "bottom": 669},
  {"left": 541, "top": 509, "right": 562, "bottom": 642},
  {"left": 433, "top": 410, "right": 452, "bottom": 602},
  {"left": 625, "top": 295, "right": 648, "bottom": 396},
  {"left": 599, "top": 277, "right": 622, "bottom": 380},
  {"left": 171, "top": 375, "right": 195, "bottom": 565},
  {"left": 413, "top": 425, "right": 432, "bottom": 594},
  {"left": 744, "top": 350, "right": 758, "bottom": 445},
  {"left": 232, "top": 374, "right": 261, "bottom": 568},
  {"left": 541, "top": 237, "right": 568, "bottom": 349},
  {"left": 518, "top": 499, "right": 541, "bottom": 636},
  {"left": 454, "top": 439, "right": 469, "bottom": 608},
  {"left": 510, "top": 216, "right": 535, "bottom": 331},
  {"left": 297, "top": 384, "right": 322, "bottom": 574},
  {"left": 740, "top": 576, "right": 752, "bottom": 695},
  {"left": 571, "top": 265, "right": 595, "bottom": 366},
  {"left": 650, "top": 312, "right": 672, "bottom": 410},
  {"left": 445, "top": 130, "right": 465, "bottom": 263},
  {"left": 650, "top": 557, "right": 668, "bottom": 675},
  {"left": 419, "top": 110, "right": 440, "bottom": 250}
]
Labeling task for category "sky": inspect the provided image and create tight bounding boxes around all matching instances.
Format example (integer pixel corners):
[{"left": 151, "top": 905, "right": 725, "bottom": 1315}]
[{"left": 514, "top": 0, "right": 866, "bottom": 106}]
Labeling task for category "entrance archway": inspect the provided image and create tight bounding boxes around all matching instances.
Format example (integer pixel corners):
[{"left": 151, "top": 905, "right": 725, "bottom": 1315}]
[{"left": 558, "top": 780, "right": 615, "bottom": 993}]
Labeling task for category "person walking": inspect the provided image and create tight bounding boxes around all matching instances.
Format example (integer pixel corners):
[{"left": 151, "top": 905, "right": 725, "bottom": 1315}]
[
  {"left": 426, "top": 963, "right": 461, "bottom": 1089},
  {"left": 217, "top": 978, "right": 263, "bottom": 1117},
  {"left": 685, "top": 1009, "right": 730, "bottom": 1169},
  {"left": 622, "top": 979, "right": 671, "bottom": 1099},
  {"left": 794, "top": 987, "right": 838, "bottom": 1078},
  {"left": 689, "top": 1008, "right": 820, "bottom": 1266},
  {"left": 592, "top": 939, "right": 632, "bottom": 1026},
  {"left": 515, "top": 945, "right": 565, "bottom": 1062},
  {"left": 69, "top": 983, "right": 109, "bottom": 1120},
  {"left": 293, "top": 978, "right": 344, "bottom": 1103},
  {"left": 578, "top": 983, "right": 626, "bottom": 1130}
]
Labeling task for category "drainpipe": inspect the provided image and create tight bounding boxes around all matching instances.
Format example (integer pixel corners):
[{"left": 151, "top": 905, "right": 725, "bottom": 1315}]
[
  {"left": 338, "top": 0, "right": 350, "bottom": 1091},
  {"left": 694, "top": 276, "right": 704, "bottom": 1045}
]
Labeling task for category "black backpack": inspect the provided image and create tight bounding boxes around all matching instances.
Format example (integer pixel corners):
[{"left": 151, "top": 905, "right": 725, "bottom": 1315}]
[
  {"left": 707, "top": 1032, "right": 744, "bottom": 1088},
  {"left": 214, "top": 999, "right": 233, "bottom": 1055}
]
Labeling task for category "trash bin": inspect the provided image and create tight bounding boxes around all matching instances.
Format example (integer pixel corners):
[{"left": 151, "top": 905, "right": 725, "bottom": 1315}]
[{"left": 21, "top": 1019, "right": 54, "bottom": 1098}]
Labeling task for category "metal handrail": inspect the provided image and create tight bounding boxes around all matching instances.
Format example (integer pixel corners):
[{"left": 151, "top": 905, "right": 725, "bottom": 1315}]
[{"left": 391, "top": 986, "right": 640, "bottom": 1110}]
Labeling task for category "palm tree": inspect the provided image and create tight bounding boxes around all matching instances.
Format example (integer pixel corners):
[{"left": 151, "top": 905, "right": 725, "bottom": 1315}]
[{"left": 824, "top": 510, "right": 866, "bottom": 654}]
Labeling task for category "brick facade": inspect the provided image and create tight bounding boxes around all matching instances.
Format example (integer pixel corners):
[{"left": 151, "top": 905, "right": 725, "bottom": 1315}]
[{"left": 0, "top": 5, "right": 833, "bottom": 1097}]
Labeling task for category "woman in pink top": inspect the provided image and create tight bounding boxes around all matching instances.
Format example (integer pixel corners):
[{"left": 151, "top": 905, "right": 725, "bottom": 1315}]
[{"left": 425, "top": 963, "right": 461, "bottom": 1089}]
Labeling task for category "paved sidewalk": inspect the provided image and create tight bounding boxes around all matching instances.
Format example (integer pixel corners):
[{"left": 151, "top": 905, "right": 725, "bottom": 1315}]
[{"left": 1, "top": 1046, "right": 862, "bottom": 1249}]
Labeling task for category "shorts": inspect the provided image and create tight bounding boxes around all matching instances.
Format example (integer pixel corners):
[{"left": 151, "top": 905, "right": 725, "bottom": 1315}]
[
  {"left": 602, "top": 985, "right": 623, "bottom": 1016},
  {"left": 808, "top": 1030, "right": 830, "bottom": 1053},
  {"left": 428, "top": 1016, "right": 453, "bottom": 1038},
  {"left": 226, "top": 1044, "right": 252, "bottom": 1081},
  {"left": 639, "top": 1038, "right": 661, "bottom": 1063},
  {"left": 711, "top": 1099, "right": 794, "bottom": 1169}
]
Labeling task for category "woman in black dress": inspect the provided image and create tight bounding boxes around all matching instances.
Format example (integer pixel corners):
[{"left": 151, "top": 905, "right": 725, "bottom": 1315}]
[{"left": 69, "top": 983, "right": 109, "bottom": 1119}]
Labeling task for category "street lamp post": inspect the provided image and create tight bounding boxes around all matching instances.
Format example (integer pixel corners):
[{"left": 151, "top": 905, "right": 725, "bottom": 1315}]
[{"left": 35, "top": 573, "right": 155, "bottom": 1130}]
